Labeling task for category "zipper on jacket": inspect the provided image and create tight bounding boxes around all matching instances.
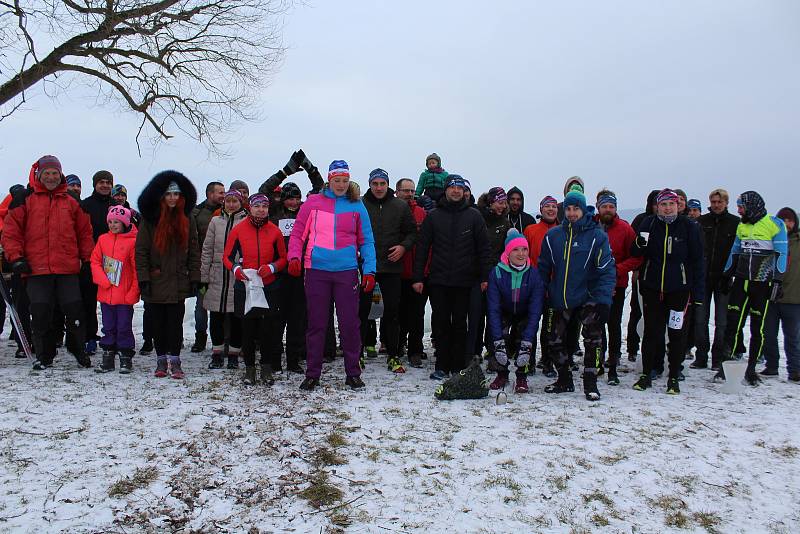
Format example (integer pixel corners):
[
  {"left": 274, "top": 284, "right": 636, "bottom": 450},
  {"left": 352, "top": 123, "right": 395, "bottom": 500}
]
[
  {"left": 563, "top": 224, "right": 573, "bottom": 308},
  {"left": 660, "top": 223, "right": 669, "bottom": 298}
]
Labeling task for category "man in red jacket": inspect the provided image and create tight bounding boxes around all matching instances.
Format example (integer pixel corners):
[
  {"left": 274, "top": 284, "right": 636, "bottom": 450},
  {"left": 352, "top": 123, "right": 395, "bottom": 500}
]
[
  {"left": 1, "top": 155, "right": 95, "bottom": 370},
  {"left": 595, "top": 191, "right": 642, "bottom": 384},
  {"left": 396, "top": 178, "right": 427, "bottom": 368}
]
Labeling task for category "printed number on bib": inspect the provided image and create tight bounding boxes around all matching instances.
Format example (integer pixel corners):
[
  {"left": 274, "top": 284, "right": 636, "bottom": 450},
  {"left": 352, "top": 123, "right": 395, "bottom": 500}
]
[
  {"left": 668, "top": 310, "right": 684, "bottom": 330},
  {"left": 278, "top": 218, "right": 295, "bottom": 237}
]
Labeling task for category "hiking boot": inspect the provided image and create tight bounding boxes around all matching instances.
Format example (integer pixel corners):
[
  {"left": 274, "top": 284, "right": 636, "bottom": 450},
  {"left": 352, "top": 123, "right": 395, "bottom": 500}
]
[
  {"left": 154, "top": 356, "right": 168, "bottom": 378},
  {"left": 345, "top": 375, "right": 365, "bottom": 390},
  {"left": 387, "top": 357, "right": 406, "bottom": 374},
  {"left": 409, "top": 353, "right": 424, "bottom": 368},
  {"left": 745, "top": 368, "right": 761, "bottom": 386},
  {"left": 607, "top": 367, "right": 620, "bottom": 386},
  {"left": 489, "top": 372, "right": 509, "bottom": 391},
  {"left": 169, "top": 357, "right": 184, "bottom": 379},
  {"left": 226, "top": 352, "right": 239, "bottom": 369},
  {"left": 364, "top": 346, "right": 378, "bottom": 359},
  {"left": 583, "top": 371, "right": 600, "bottom": 401},
  {"left": 261, "top": 364, "right": 275, "bottom": 386},
  {"left": 75, "top": 352, "right": 92, "bottom": 368},
  {"left": 139, "top": 339, "right": 153, "bottom": 355},
  {"left": 299, "top": 376, "right": 319, "bottom": 391},
  {"left": 712, "top": 367, "right": 726, "bottom": 382},
  {"left": 243, "top": 366, "right": 257, "bottom": 385},
  {"left": 627, "top": 353, "right": 637, "bottom": 363},
  {"left": 545, "top": 367, "right": 574, "bottom": 393},
  {"left": 429, "top": 369, "right": 448, "bottom": 380},
  {"left": 95, "top": 350, "right": 116, "bottom": 373},
  {"left": 666, "top": 377, "right": 680, "bottom": 395},
  {"left": 514, "top": 375, "right": 529, "bottom": 394},
  {"left": 759, "top": 367, "right": 779, "bottom": 377},
  {"left": 119, "top": 350, "right": 133, "bottom": 374},
  {"left": 632, "top": 374, "right": 651, "bottom": 391},
  {"left": 208, "top": 351, "right": 224, "bottom": 369},
  {"left": 190, "top": 332, "right": 207, "bottom": 353}
]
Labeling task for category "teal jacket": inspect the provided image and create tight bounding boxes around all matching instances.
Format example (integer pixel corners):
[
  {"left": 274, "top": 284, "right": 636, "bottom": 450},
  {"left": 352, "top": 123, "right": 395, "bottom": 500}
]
[{"left": 416, "top": 169, "right": 449, "bottom": 197}]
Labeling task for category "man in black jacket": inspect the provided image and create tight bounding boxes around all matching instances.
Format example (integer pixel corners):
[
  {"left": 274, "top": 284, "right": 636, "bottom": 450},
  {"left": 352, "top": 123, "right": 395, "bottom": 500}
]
[
  {"left": 360, "top": 168, "right": 417, "bottom": 374},
  {"left": 413, "top": 175, "right": 492, "bottom": 380},
  {"left": 507, "top": 187, "right": 536, "bottom": 232},
  {"left": 691, "top": 188, "right": 741, "bottom": 370}
]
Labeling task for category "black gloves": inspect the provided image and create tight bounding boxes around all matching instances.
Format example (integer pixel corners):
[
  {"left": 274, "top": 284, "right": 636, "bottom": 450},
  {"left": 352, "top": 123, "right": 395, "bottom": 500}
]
[
  {"left": 282, "top": 150, "right": 305, "bottom": 177},
  {"left": 11, "top": 258, "right": 32, "bottom": 275},
  {"left": 770, "top": 281, "right": 783, "bottom": 302},
  {"left": 139, "top": 281, "right": 150, "bottom": 299}
]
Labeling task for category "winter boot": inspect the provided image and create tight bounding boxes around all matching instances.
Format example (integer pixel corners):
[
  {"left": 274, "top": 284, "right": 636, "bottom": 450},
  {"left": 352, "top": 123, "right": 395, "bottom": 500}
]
[
  {"left": 119, "top": 350, "right": 134, "bottom": 374},
  {"left": 243, "top": 366, "right": 257, "bottom": 385},
  {"left": 745, "top": 366, "right": 761, "bottom": 386},
  {"left": 666, "top": 377, "right": 680, "bottom": 395},
  {"left": 169, "top": 356, "right": 184, "bottom": 379},
  {"left": 139, "top": 339, "right": 153, "bottom": 355},
  {"left": 345, "top": 375, "right": 365, "bottom": 390},
  {"left": 387, "top": 356, "right": 406, "bottom": 374},
  {"left": 583, "top": 370, "right": 600, "bottom": 401},
  {"left": 632, "top": 374, "right": 651, "bottom": 391},
  {"left": 607, "top": 366, "right": 620, "bottom": 386},
  {"left": 208, "top": 347, "right": 225, "bottom": 369},
  {"left": 545, "top": 366, "right": 575, "bottom": 393},
  {"left": 514, "top": 375, "right": 529, "bottom": 393},
  {"left": 712, "top": 367, "right": 726, "bottom": 382},
  {"left": 75, "top": 352, "right": 93, "bottom": 368},
  {"left": 261, "top": 364, "right": 275, "bottom": 386},
  {"left": 542, "top": 361, "right": 557, "bottom": 378},
  {"left": 226, "top": 349, "right": 239, "bottom": 369},
  {"left": 154, "top": 356, "right": 168, "bottom": 378},
  {"left": 95, "top": 350, "right": 116, "bottom": 373},
  {"left": 190, "top": 332, "right": 207, "bottom": 353},
  {"left": 299, "top": 376, "right": 319, "bottom": 391},
  {"left": 489, "top": 371, "right": 510, "bottom": 390},
  {"left": 409, "top": 353, "right": 424, "bottom": 368}
]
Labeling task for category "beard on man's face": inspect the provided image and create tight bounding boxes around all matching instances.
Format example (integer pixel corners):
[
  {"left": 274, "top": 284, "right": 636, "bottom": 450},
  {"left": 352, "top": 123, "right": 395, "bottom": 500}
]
[{"left": 599, "top": 212, "right": 616, "bottom": 225}]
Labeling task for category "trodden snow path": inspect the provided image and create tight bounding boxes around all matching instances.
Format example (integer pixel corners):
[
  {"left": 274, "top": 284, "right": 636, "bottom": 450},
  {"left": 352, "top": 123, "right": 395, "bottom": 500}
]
[{"left": 1, "top": 304, "right": 799, "bottom": 533}]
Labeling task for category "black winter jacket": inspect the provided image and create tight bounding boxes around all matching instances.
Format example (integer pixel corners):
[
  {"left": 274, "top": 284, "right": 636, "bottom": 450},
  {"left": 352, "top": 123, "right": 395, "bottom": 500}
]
[
  {"left": 413, "top": 198, "right": 492, "bottom": 287},
  {"left": 631, "top": 214, "right": 705, "bottom": 303},
  {"left": 81, "top": 191, "right": 113, "bottom": 242},
  {"left": 698, "top": 209, "right": 739, "bottom": 280},
  {"left": 362, "top": 189, "right": 417, "bottom": 274}
]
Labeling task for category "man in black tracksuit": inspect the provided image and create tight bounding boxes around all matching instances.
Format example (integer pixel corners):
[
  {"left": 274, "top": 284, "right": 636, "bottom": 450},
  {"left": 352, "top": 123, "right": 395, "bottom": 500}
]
[
  {"left": 259, "top": 150, "right": 325, "bottom": 373},
  {"left": 413, "top": 175, "right": 492, "bottom": 380},
  {"left": 692, "top": 188, "right": 741, "bottom": 369},
  {"left": 631, "top": 189, "right": 705, "bottom": 394}
]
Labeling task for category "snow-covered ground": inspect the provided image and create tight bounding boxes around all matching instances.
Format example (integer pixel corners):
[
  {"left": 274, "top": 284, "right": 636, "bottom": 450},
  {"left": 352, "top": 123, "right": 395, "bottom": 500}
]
[{"left": 1, "top": 299, "right": 799, "bottom": 534}]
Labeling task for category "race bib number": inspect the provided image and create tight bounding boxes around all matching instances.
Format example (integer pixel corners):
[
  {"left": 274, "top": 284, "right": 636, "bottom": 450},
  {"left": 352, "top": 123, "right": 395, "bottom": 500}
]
[
  {"left": 668, "top": 310, "right": 684, "bottom": 330},
  {"left": 103, "top": 255, "right": 123, "bottom": 286},
  {"left": 278, "top": 218, "right": 295, "bottom": 237}
]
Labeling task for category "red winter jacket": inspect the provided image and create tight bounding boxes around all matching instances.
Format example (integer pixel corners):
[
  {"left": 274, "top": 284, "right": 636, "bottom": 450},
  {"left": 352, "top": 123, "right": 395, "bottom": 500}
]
[
  {"left": 401, "top": 199, "right": 429, "bottom": 279},
  {"left": 596, "top": 214, "right": 642, "bottom": 288},
  {"left": 223, "top": 218, "right": 287, "bottom": 286},
  {"left": 1, "top": 172, "right": 94, "bottom": 276},
  {"left": 524, "top": 218, "right": 558, "bottom": 267},
  {"left": 91, "top": 227, "right": 140, "bottom": 305}
]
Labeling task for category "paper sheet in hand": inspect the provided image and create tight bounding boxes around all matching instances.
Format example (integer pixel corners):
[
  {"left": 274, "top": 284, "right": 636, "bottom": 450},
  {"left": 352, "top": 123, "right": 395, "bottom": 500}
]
[{"left": 103, "top": 255, "right": 123, "bottom": 286}]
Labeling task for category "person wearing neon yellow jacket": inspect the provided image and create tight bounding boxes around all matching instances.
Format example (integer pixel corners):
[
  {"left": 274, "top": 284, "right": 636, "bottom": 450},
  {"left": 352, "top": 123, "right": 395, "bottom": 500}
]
[{"left": 715, "top": 191, "right": 788, "bottom": 386}]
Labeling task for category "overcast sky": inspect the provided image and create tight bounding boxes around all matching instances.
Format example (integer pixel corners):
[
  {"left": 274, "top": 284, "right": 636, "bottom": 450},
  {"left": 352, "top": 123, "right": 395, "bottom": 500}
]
[{"left": 2, "top": 0, "right": 799, "bottom": 212}]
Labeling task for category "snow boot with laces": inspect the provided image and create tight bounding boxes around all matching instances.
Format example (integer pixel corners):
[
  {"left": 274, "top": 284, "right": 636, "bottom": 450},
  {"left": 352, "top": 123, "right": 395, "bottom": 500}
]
[
  {"left": 169, "top": 356, "right": 184, "bottom": 379},
  {"left": 514, "top": 375, "right": 529, "bottom": 393},
  {"left": 154, "top": 356, "right": 168, "bottom": 378},
  {"left": 489, "top": 371, "right": 509, "bottom": 390}
]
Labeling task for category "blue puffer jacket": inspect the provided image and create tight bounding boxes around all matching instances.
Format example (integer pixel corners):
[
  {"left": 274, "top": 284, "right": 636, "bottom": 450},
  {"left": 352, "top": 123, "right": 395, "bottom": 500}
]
[
  {"left": 487, "top": 261, "right": 545, "bottom": 343},
  {"left": 537, "top": 209, "right": 616, "bottom": 310}
]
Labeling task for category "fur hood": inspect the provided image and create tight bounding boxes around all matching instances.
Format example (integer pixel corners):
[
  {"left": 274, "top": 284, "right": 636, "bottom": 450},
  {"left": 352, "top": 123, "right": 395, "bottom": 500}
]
[{"left": 137, "top": 170, "right": 197, "bottom": 223}]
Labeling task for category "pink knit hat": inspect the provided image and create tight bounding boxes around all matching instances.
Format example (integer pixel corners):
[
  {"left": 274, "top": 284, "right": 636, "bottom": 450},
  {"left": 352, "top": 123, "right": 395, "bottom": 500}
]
[
  {"left": 500, "top": 229, "right": 530, "bottom": 266},
  {"left": 107, "top": 205, "right": 132, "bottom": 227}
]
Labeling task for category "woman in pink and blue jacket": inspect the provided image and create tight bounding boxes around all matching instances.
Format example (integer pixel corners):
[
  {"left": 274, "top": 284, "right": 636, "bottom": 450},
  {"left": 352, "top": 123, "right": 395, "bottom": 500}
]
[{"left": 287, "top": 160, "right": 376, "bottom": 391}]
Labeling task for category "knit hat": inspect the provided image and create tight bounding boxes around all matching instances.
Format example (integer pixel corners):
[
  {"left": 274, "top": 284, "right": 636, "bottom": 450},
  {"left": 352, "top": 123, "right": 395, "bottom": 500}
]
[
  {"left": 281, "top": 182, "right": 302, "bottom": 201},
  {"left": 463, "top": 179, "right": 471, "bottom": 192},
  {"left": 66, "top": 174, "right": 81, "bottom": 187},
  {"left": 656, "top": 189, "right": 679, "bottom": 204},
  {"left": 737, "top": 191, "right": 767, "bottom": 223},
  {"left": 596, "top": 194, "right": 618, "bottom": 208},
  {"left": 36, "top": 155, "right": 62, "bottom": 179},
  {"left": 445, "top": 175, "right": 466, "bottom": 189},
  {"left": 328, "top": 160, "right": 350, "bottom": 180},
  {"left": 165, "top": 181, "right": 181, "bottom": 194},
  {"left": 111, "top": 184, "right": 127, "bottom": 197},
  {"left": 224, "top": 188, "right": 244, "bottom": 203},
  {"left": 777, "top": 207, "right": 798, "bottom": 234},
  {"left": 107, "top": 205, "right": 132, "bottom": 228},
  {"left": 500, "top": 229, "right": 531, "bottom": 271},
  {"left": 487, "top": 187, "right": 508, "bottom": 205},
  {"left": 564, "top": 191, "right": 587, "bottom": 213},
  {"left": 688, "top": 199, "right": 702, "bottom": 210},
  {"left": 229, "top": 179, "right": 249, "bottom": 194},
  {"left": 248, "top": 193, "right": 270, "bottom": 207},
  {"left": 540, "top": 195, "right": 558, "bottom": 210},
  {"left": 426, "top": 153, "right": 441, "bottom": 167},
  {"left": 563, "top": 176, "right": 584, "bottom": 196},
  {"left": 92, "top": 170, "right": 113, "bottom": 186},
  {"left": 369, "top": 168, "right": 389, "bottom": 184}
]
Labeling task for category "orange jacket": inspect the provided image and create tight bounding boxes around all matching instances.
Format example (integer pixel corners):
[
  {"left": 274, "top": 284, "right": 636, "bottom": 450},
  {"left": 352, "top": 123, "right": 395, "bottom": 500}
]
[
  {"left": 91, "top": 227, "right": 140, "bottom": 305},
  {"left": 524, "top": 219, "right": 559, "bottom": 267},
  {"left": 0, "top": 194, "right": 11, "bottom": 234}
]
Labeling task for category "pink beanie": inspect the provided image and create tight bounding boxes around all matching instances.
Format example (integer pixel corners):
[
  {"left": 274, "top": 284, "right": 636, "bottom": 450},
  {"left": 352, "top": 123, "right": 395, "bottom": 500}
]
[
  {"left": 107, "top": 205, "right": 132, "bottom": 227},
  {"left": 501, "top": 229, "right": 530, "bottom": 266}
]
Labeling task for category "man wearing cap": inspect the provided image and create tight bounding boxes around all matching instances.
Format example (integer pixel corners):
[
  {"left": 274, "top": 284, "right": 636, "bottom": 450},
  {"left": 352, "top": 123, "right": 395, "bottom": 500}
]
[
  {"left": 687, "top": 199, "right": 702, "bottom": 220},
  {"left": 630, "top": 189, "right": 704, "bottom": 394},
  {"left": 413, "top": 175, "right": 492, "bottom": 380},
  {"left": 2, "top": 155, "right": 94, "bottom": 370},
  {"left": 65, "top": 175, "right": 82, "bottom": 198},
  {"left": 538, "top": 190, "right": 615, "bottom": 400},
  {"left": 594, "top": 190, "right": 641, "bottom": 385},
  {"left": 110, "top": 185, "right": 141, "bottom": 227},
  {"left": 360, "top": 168, "right": 416, "bottom": 373}
]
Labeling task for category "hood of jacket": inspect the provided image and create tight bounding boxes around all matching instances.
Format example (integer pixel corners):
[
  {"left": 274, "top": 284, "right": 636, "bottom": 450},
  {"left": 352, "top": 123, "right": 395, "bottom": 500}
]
[{"left": 137, "top": 170, "right": 197, "bottom": 223}]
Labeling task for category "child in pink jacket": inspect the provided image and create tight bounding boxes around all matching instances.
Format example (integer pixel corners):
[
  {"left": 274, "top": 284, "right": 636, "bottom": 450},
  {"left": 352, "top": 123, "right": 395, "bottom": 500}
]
[{"left": 91, "top": 206, "right": 140, "bottom": 374}]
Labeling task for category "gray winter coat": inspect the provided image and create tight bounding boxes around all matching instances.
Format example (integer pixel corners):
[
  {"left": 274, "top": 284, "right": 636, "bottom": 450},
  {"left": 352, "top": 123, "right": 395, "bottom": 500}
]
[{"left": 201, "top": 210, "right": 247, "bottom": 313}]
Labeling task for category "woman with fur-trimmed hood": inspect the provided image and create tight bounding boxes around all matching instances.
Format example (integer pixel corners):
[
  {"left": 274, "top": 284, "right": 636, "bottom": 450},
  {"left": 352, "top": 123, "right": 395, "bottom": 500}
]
[{"left": 136, "top": 170, "right": 200, "bottom": 379}]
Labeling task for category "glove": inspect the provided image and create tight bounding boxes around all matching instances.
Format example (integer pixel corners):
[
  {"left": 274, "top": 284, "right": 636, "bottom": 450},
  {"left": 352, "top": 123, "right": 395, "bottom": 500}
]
[
  {"left": 138, "top": 281, "right": 150, "bottom": 299},
  {"left": 233, "top": 265, "right": 250, "bottom": 282},
  {"left": 199, "top": 283, "right": 209, "bottom": 296},
  {"left": 298, "top": 149, "right": 315, "bottom": 172},
  {"left": 493, "top": 340, "right": 508, "bottom": 366},
  {"left": 516, "top": 341, "right": 532, "bottom": 368},
  {"left": 361, "top": 273, "right": 376, "bottom": 293},
  {"left": 282, "top": 151, "right": 304, "bottom": 177},
  {"left": 770, "top": 281, "right": 783, "bottom": 302},
  {"left": 288, "top": 258, "right": 302, "bottom": 277},
  {"left": 11, "top": 258, "right": 32, "bottom": 275},
  {"left": 257, "top": 264, "right": 274, "bottom": 278},
  {"left": 587, "top": 302, "right": 610, "bottom": 324}
]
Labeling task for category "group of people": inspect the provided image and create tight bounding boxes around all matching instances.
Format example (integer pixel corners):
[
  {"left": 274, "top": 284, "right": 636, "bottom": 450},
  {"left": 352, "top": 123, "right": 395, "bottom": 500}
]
[{"left": 1, "top": 151, "right": 797, "bottom": 400}]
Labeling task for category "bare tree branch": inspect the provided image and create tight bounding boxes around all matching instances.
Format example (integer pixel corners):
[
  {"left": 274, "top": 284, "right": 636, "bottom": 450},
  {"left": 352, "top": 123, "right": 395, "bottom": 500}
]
[{"left": 0, "top": 0, "right": 289, "bottom": 155}]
